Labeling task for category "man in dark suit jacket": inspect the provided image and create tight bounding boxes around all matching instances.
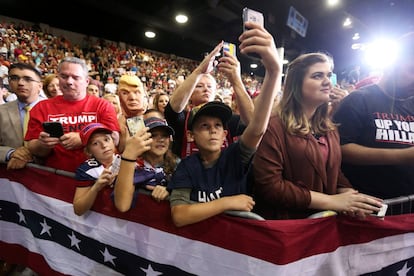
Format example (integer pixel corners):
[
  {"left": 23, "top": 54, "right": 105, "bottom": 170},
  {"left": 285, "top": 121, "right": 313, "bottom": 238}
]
[{"left": 0, "top": 63, "right": 42, "bottom": 169}]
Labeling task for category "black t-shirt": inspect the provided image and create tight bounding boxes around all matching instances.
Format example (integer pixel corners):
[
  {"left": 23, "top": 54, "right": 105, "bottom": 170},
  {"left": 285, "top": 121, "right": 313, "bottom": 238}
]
[
  {"left": 164, "top": 102, "right": 245, "bottom": 158},
  {"left": 333, "top": 84, "right": 414, "bottom": 199}
]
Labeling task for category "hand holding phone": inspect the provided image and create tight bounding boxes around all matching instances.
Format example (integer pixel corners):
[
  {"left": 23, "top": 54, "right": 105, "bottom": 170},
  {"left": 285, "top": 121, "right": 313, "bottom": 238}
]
[
  {"left": 243, "top": 7, "right": 264, "bottom": 32},
  {"left": 242, "top": 7, "right": 264, "bottom": 60},
  {"left": 371, "top": 203, "right": 388, "bottom": 217},
  {"left": 222, "top": 42, "right": 236, "bottom": 57},
  {"left": 42, "top": 122, "right": 64, "bottom": 138}
]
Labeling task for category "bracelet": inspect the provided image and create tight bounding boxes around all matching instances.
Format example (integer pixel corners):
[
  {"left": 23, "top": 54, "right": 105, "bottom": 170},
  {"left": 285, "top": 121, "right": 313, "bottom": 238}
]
[{"left": 121, "top": 156, "right": 136, "bottom": 163}]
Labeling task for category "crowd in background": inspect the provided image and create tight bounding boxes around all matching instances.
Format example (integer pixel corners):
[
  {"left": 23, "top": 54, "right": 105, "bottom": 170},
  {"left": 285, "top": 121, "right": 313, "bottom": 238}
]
[
  {"left": 2, "top": 14, "right": 414, "bottom": 276},
  {"left": 0, "top": 20, "right": 264, "bottom": 111}
]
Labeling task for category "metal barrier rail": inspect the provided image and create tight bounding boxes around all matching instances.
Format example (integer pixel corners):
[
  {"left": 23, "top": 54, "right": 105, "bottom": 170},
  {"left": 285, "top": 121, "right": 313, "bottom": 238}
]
[
  {"left": 26, "top": 163, "right": 76, "bottom": 178},
  {"left": 25, "top": 163, "right": 266, "bottom": 220},
  {"left": 26, "top": 163, "right": 414, "bottom": 218},
  {"left": 384, "top": 195, "right": 414, "bottom": 215}
]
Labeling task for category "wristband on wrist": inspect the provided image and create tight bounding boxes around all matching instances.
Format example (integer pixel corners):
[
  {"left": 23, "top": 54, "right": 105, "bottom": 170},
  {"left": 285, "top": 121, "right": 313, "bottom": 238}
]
[
  {"left": 6, "top": 149, "right": 16, "bottom": 162},
  {"left": 121, "top": 156, "right": 136, "bottom": 163}
]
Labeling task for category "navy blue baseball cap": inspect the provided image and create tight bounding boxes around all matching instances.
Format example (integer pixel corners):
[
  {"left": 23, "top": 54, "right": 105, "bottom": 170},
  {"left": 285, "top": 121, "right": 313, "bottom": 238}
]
[
  {"left": 187, "top": 101, "right": 232, "bottom": 130},
  {"left": 144, "top": 117, "right": 175, "bottom": 136}
]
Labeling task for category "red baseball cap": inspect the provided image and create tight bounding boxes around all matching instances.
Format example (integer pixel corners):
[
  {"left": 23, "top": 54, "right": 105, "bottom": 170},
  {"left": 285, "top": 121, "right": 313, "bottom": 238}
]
[{"left": 80, "top": 123, "right": 113, "bottom": 146}]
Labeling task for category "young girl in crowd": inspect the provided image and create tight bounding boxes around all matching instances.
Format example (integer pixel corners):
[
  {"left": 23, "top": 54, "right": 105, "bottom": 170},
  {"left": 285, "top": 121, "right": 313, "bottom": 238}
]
[
  {"left": 114, "top": 116, "right": 179, "bottom": 212},
  {"left": 73, "top": 123, "right": 120, "bottom": 215},
  {"left": 252, "top": 52, "right": 383, "bottom": 220}
]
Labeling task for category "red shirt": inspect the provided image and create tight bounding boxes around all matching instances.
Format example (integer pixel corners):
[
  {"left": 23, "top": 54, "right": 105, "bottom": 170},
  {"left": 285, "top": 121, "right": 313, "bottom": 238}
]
[{"left": 25, "top": 95, "right": 120, "bottom": 172}]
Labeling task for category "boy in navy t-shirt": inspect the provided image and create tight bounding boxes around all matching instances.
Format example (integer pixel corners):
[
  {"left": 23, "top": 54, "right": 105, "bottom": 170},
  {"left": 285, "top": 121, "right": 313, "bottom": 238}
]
[{"left": 167, "top": 21, "right": 283, "bottom": 227}]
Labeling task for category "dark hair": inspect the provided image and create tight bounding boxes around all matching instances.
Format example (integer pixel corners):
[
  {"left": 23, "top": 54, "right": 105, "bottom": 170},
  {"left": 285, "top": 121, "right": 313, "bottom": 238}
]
[{"left": 9, "top": 63, "right": 42, "bottom": 80}]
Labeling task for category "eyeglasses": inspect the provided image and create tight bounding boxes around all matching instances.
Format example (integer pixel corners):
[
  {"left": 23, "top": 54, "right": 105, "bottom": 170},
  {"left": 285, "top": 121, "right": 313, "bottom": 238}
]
[{"left": 8, "top": 75, "right": 41, "bottom": 83}]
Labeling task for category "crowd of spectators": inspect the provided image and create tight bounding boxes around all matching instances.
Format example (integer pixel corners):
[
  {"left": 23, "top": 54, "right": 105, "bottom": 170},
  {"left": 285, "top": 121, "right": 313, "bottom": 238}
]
[{"left": 0, "top": 20, "right": 263, "bottom": 106}]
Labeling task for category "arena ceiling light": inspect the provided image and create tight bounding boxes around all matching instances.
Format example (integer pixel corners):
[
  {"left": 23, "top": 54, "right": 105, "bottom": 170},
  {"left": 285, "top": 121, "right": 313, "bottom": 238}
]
[
  {"left": 363, "top": 39, "right": 398, "bottom": 69},
  {"left": 175, "top": 14, "right": 188, "bottom": 24},
  {"left": 145, "top": 31, "right": 156, "bottom": 39}
]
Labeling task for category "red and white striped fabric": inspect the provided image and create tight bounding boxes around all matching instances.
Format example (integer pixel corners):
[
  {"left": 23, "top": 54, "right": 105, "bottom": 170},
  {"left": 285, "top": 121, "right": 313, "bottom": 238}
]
[{"left": 1, "top": 165, "right": 414, "bottom": 276}]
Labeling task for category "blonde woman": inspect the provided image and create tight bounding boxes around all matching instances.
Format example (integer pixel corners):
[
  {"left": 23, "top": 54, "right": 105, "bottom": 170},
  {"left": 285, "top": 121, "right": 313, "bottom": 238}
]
[
  {"left": 43, "top": 74, "right": 62, "bottom": 98},
  {"left": 103, "top": 93, "right": 122, "bottom": 119}
]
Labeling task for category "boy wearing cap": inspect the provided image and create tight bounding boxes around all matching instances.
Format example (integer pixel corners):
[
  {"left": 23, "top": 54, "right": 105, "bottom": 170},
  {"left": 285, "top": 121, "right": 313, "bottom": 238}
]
[
  {"left": 73, "top": 123, "right": 120, "bottom": 215},
  {"left": 167, "top": 21, "right": 282, "bottom": 227},
  {"left": 114, "top": 117, "right": 180, "bottom": 212}
]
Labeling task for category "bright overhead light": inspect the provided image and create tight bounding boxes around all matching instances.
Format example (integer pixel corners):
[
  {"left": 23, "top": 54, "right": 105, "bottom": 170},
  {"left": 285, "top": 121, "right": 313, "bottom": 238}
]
[
  {"left": 363, "top": 39, "right": 399, "bottom": 69},
  {"left": 175, "top": 14, "right": 188, "bottom": 24},
  {"left": 145, "top": 31, "right": 156, "bottom": 38},
  {"left": 327, "top": 0, "right": 339, "bottom": 6},
  {"left": 351, "top": 43, "right": 362, "bottom": 50},
  {"left": 352, "top": 33, "right": 360, "bottom": 40},
  {"left": 343, "top": 17, "right": 352, "bottom": 27},
  {"left": 250, "top": 63, "right": 258, "bottom": 69}
]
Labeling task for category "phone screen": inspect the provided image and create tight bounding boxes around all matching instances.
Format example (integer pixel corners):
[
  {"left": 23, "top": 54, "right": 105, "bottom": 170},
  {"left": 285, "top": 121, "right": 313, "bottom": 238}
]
[{"left": 330, "top": 73, "right": 337, "bottom": 86}]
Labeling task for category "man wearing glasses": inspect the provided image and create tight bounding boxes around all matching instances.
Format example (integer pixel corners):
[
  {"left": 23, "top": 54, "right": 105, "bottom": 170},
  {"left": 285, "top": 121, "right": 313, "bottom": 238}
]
[{"left": 0, "top": 62, "right": 42, "bottom": 169}]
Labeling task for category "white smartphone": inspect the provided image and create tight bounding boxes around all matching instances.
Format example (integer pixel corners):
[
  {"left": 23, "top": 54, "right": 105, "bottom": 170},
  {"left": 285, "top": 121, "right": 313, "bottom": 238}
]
[
  {"left": 242, "top": 7, "right": 264, "bottom": 32},
  {"left": 110, "top": 155, "right": 121, "bottom": 175},
  {"left": 242, "top": 7, "right": 264, "bottom": 60},
  {"left": 371, "top": 203, "right": 388, "bottom": 217},
  {"left": 126, "top": 116, "right": 145, "bottom": 136}
]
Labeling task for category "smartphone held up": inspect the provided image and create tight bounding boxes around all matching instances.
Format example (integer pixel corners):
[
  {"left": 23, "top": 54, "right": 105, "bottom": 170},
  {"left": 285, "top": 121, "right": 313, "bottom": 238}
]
[
  {"left": 242, "top": 7, "right": 264, "bottom": 32},
  {"left": 222, "top": 42, "right": 236, "bottom": 57},
  {"left": 242, "top": 7, "right": 264, "bottom": 60},
  {"left": 126, "top": 116, "right": 145, "bottom": 136}
]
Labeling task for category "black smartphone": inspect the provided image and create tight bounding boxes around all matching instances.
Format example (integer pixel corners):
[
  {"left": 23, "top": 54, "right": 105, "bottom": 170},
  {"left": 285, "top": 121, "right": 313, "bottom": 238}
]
[
  {"left": 42, "top": 122, "right": 64, "bottom": 138},
  {"left": 242, "top": 7, "right": 264, "bottom": 60}
]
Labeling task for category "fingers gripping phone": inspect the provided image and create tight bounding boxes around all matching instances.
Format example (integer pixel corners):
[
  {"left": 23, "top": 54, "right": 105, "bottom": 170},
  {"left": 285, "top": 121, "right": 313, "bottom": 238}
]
[
  {"left": 243, "top": 7, "right": 264, "bottom": 32},
  {"left": 42, "top": 122, "right": 64, "bottom": 138},
  {"left": 371, "top": 203, "right": 388, "bottom": 217},
  {"left": 242, "top": 7, "right": 264, "bottom": 60},
  {"left": 126, "top": 116, "right": 145, "bottom": 136},
  {"left": 222, "top": 42, "right": 236, "bottom": 57}
]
